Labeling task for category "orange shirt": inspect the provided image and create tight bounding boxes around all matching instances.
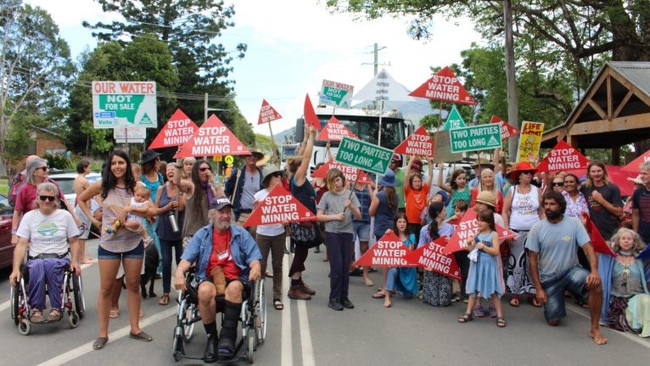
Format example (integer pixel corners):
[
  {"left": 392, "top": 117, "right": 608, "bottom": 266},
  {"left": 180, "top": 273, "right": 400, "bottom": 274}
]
[
  {"left": 206, "top": 229, "right": 242, "bottom": 280},
  {"left": 405, "top": 184, "right": 430, "bottom": 224}
]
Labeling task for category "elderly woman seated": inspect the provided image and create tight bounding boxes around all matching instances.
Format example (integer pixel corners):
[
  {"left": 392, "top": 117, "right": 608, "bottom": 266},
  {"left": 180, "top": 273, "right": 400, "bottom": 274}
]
[
  {"left": 599, "top": 227, "right": 650, "bottom": 337},
  {"left": 9, "top": 182, "right": 81, "bottom": 323}
]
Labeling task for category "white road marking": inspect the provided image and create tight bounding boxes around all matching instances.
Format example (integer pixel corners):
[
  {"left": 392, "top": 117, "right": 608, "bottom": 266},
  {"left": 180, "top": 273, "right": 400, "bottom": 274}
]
[{"left": 282, "top": 254, "right": 293, "bottom": 365}]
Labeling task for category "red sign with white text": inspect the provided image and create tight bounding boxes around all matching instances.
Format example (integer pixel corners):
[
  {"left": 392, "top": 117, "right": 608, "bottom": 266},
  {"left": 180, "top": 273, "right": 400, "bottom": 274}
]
[
  {"left": 149, "top": 109, "right": 199, "bottom": 149},
  {"left": 316, "top": 116, "right": 357, "bottom": 141},
  {"left": 311, "top": 158, "right": 373, "bottom": 184},
  {"left": 622, "top": 149, "right": 650, "bottom": 173},
  {"left": 257, "top": 99, "right": 283, "bottom": 125},
  {"left": 242, "top": 185, "right": 318, "bottom": 227},
  {"left": 393, "top": 126, "right": 435, "bottom": 157},
  {"left": 353, "top": 232, "right": 417, "bottom": 267},
  {"left": 403, "top": 237, "right": 461, "bottom": 280},
  {"left": 303, "top": 94, "right": 321, "bottom": 130},
  {"left": 490, "top": 115, "right": 519, "bottom": 141},
  {"left": 409, "top": 66, "right": 476, "bottom": 105},
  {"left": 536, "top": 140, "right": 590, "bottom": 173},
  {"left": 174, "top": 114, "right": 250, "bottom": 158},
  {"left": 443, "top": 209, "right": 515, "bottom": 254}
]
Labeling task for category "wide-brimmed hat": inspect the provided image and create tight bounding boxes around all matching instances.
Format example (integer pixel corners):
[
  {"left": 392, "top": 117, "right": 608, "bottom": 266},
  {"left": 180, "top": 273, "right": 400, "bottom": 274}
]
[
  {"left": 246, "top": 147, "right": 265, "bottom": 160},
  {"left": 510, "top": 161, "right": 538, "bottom": 181},
  {"left": 472, "top": 158, "right": 495, "bottom": 170},
  {"left": 210, "top": 196, "right": 233, "bottom": 210},
  {"left": 256, "top": 154, "right": 271, "bottom": 167},
  {"left": 475, "top": 191, "right": 496, "bottom": 208},
  {"left": 378, "top": 169, "right": 396, "bottom": 187},
  {"left": 262, "top": 164, "right": 283, "bottom": 187},
  {"left": 411, "top": 159, "right": 423, "bottom": 172},
  {"left": 140, "top": 150, "right": 161, "bottom": 165}
]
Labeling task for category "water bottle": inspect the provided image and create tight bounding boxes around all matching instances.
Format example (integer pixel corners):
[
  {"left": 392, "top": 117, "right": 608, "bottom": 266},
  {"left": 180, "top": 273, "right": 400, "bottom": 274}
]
[{"left": 169, "top": 207, "right": 179, "bottom": 233}]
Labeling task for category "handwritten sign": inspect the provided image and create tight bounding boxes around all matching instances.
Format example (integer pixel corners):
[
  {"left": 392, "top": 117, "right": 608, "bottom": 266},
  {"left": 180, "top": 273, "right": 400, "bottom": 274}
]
[{"left": 517, "top": 121, "right": 544, "bottom": 162}]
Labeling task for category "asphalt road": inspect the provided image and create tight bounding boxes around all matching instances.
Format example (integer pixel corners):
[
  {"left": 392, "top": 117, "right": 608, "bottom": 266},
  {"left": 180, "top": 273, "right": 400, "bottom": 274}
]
[{"left": 0, "top": 238, "right": 649, "bottom": 365}]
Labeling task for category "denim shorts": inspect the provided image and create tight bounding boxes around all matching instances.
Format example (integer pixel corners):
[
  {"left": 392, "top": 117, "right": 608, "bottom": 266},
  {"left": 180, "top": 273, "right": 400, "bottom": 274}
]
[
  {"left": 541, "top": 266, "right": 589, "bottom": 321},
  {"left": 97, "top": 240, "right": 145, "bottom": 260},
  {"left": 352, "top": 222, "right": 370, "bottom": 242}
]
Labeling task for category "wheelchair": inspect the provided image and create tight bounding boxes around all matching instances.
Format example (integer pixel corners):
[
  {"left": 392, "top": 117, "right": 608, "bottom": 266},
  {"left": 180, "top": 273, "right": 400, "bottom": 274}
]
[
  {"left": 10, "top": 261, "right": 85, "bottom": 335},
  {"left": 172, "top": 269, "right": 267, "bottom": 363}
]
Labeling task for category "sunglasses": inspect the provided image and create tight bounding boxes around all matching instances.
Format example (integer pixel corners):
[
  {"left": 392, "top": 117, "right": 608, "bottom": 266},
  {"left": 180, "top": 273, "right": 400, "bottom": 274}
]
[
  {"left": 35, "top": 166, "right": 49, "bottom": 172},
  {"left": 39, "top": 195, "right": 56, "bottom": 202},
  {"left": 199, "top": 167, "right": 211, "bottom": 172},
  {"left": 552, "top": 182, "right": 564, "bottom": 187}
]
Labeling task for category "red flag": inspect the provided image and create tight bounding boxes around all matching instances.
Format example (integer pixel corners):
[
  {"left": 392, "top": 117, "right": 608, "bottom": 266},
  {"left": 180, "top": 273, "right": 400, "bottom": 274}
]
[
  {"left": 582, "top": 213, "right": 616, "bottom": 257},
  {"left": 148, "top": 109, "right": 199, "bottom": 149},
  {"left": 403, "top": 237, "right": 461, "bottom": 280},
  {"left": 242, "top": 185, "right": 317, "bottom": 227},
  {"left": 353, "top": 231, "right": 417, "bottom": 267},
  {"left": 316, "top": 116, "right": 357, "bottom": 141},
  {"left": 174, "top": 114, "right": 250, "bottom": 158},
  {"left": 409, "top": 66, "right": 476, "bottom": 105},
  {"left": 536, "top": 140, "right": 590, "bottom": 174},
  {"left": 490, "top": 115, "right": 519, "bottom": 141},
  {"left": 393, "top": 126, "right": 435, "bottom": 158},
  {"left": 257, "top": 99, "right": 283, "bottom": 125},
  {"left": 311, "top": 158, "right": 373, "bottom": 184},
  {"left": 303, "top": 94, "right": 321, "bottom": 130}
]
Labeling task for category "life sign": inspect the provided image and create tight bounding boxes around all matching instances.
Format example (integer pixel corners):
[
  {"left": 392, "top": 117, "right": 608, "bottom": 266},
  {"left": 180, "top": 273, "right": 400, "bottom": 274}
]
[
  {"left": 449, "top": 124, "right": 501, "bottom": 153},
  {"left": 92, "top": 81, "right": 157, "bottom": 129},
  {"left": 335, "top": 137, "right": 393, "bottom": 175}
]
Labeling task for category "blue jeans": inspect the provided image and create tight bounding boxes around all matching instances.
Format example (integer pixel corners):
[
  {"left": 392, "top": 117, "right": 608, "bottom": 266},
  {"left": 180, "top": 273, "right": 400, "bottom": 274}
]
[{"left": 327, "top": 232, "right": 353, "bottom": 301}]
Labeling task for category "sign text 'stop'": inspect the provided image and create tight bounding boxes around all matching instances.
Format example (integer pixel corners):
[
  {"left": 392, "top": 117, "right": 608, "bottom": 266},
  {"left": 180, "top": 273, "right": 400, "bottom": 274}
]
[{"left": 408, "top": 66, "right": 476, "bottom": 105}]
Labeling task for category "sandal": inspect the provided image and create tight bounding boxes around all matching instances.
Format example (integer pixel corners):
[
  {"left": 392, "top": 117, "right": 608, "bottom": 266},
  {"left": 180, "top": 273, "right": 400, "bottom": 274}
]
[
  {"left": 273, "top": 299, "right": 284, "bottom": 310},
  {"left": 158, "top": 294, "right": 170, "bottom": 306},
  {"left": 509, "top": 295, "right": 520, "bottom": 307},
  {"left": 527, "top": 295, "right": 542, "bottom": 308},
  {"left": 496, "top": 317, "right": 507, "bottom": 328},
  {"left": 93, "top": 337, "right": 108, "bottom": 350},
  {"left": 458, "top": 313, "right": 473, "bottom": 323},
  {"left": 129, "top": 330, "right": 153, "bottom": 342},
  {"left": 372, "top": 291, "right": 385, "bottom": 299},
  {"left": 48, "top": 308, "right": 63, "bottom": 322},
  {"left": 31, "top": 309, "right": 44, "bottom": 323},
  {"left": 109, "top": 308, "right": 120, "bottom": 318}
]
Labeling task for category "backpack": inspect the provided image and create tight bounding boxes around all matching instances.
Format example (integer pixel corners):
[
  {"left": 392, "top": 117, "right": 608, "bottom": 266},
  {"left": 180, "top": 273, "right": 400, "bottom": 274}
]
[{"left": 8, "top": 173, "right": 26, "bottom": 207}]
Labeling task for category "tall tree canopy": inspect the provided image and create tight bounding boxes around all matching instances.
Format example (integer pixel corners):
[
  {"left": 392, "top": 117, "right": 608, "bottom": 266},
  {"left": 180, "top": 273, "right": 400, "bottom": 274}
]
[{"left": 0, "top": 0, "right": 75, "bottom": 174}]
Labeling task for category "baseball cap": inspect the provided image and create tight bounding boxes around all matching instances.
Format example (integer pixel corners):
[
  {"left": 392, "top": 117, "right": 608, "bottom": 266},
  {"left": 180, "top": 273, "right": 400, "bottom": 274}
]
[{"left": 210, "top": 196, "right": 233, "bottom": 210}]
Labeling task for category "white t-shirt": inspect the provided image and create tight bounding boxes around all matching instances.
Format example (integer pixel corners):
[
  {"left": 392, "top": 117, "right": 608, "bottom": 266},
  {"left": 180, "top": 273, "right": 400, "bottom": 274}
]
[
  {"left": 253, "top": 189, "right": 285, "bottom": 236},
  {"left": 17, "top": 209, "right": 78, "bottom": 257}
]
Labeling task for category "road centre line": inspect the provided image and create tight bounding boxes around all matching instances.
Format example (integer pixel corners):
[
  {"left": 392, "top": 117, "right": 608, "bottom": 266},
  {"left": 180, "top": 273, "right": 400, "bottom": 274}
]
[{"left": 282, "top": 255, "right": 293, "bottom": 365}]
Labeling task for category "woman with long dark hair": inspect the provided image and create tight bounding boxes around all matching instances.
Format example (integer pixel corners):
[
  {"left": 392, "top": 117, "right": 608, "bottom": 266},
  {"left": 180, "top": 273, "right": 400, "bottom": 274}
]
[{"left": 418, "top": 201, "right": 455, "bottom": 306}]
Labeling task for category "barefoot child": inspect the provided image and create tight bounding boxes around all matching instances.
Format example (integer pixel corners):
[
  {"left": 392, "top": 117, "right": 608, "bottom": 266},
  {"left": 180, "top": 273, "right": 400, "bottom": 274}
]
[
  {"left": 458, "top": 209, "right": 506, "bottom": 327},
  {"left": 123, "top": 184, "right": 154, "bottom": 246}
]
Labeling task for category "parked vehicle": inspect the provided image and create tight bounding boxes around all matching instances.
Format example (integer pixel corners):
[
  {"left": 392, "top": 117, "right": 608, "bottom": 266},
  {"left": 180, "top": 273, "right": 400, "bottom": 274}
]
[
  {"left": 0, "top": 193, "right": 14, "bottom": 269},
  {"left": 49, "top": 172, "right": 102, "bottom": 210}
]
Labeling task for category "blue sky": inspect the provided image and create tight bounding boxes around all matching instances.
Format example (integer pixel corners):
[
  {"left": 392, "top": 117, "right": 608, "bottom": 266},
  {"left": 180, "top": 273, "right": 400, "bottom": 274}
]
[{"left": 25, "top": 0, "right": 481, "bottom": 136}]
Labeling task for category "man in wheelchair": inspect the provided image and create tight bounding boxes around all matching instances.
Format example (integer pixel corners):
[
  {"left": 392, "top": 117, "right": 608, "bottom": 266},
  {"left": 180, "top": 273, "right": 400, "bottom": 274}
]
[
  {"left": 174, "top": 196, "right": 262, "bottom": 363},
  {"left": 9, "top": 182, "right": 81, "bottom": 323}
]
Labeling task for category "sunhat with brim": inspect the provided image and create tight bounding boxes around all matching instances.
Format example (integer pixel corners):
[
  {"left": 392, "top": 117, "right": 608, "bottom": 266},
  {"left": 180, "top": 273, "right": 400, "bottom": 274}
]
[
  {"left": 475, "top": 191, "right": 496, "bottom": 208},
  {"left": 262, "top": 165, "right": 283, "bottom": 187},
  {"left": 140, "top": 150, "right": 161, "bottom": 165},
  {"left": 256, "top": 154, "right": 271, "bottom": 167},
  {"left": 472, "top": 158, "right": 495, "bottom": 170},
  {"left": 510, "top": 161, "right": 538, "bottom": 181},
  {"left": 378, "top": 170, "right": 396, "bottom": 187},
  {"left": 246, "top": 147, "right": 265, "bottom": 160}
]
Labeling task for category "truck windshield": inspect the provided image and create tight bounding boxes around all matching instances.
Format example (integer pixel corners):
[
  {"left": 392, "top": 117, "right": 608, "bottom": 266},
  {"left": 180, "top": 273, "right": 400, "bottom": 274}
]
[{"left": 318, "top": 116, "right": 406, "bottom": 149}]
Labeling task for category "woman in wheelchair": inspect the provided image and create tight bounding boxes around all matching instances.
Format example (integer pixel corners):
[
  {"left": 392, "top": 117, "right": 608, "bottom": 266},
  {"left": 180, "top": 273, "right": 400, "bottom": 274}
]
[
  {"left": 174, "top": 197, "right": 262, "bottom": 362},
  {"left": 9, "top": 182, "right": 81, "bottom": 323}
]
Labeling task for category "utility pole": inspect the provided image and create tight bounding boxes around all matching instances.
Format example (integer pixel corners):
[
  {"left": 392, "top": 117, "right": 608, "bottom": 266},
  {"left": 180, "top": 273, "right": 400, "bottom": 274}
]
[{"left": 363, "top": 43, "right": 389, "bottom": 77}]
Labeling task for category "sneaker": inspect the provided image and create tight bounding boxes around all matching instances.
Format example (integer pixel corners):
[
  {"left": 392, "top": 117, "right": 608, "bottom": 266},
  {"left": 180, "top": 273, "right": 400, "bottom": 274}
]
[
  {"left": 340, "top": 298, "right": 354, "bottom": 309},
  {"left": 349, "top": 268, "right": 363, "bottom": 276},
  {"left": 298, "top": 282, "right": 316, "bottom": 296},
  {"left": 288, "top": 285, "right": 311, "bottom": 300},
  {"left": 451, "top": 293, "right": 461, "bottom": 302},
  {"left": 328, "top": 299, "right": 344, "bottom": 311}
]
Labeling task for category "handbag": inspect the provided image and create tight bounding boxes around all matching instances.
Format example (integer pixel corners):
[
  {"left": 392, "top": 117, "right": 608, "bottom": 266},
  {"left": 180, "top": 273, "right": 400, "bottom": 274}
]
[{"left": 290, "top": 221, "right": 322, "bottom": 248}]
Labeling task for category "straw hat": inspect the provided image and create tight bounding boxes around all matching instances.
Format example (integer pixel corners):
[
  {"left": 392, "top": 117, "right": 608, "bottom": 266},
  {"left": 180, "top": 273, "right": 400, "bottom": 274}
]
[{"left": 475, "top": 191, "right": 496, "bottom": 208}]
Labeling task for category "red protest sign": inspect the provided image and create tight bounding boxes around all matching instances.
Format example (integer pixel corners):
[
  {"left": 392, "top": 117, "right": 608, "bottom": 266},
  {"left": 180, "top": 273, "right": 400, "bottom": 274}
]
[
  {"left": 443, "top": 210, "right": 515, "bottom": 254},
  {"left": 622, "top": 149, "right": 650, "bottom": 173},
  {"left": 174, "top": 114, "right": 250, "bottom": 158},
  {"left": 403, "top": 237, "right": 461, "bottom": 280},
  {"left": 536, "top": 140, "right": 590, "bottom": 173},
  {"left": 242, "top": 185, "right": 318, "bottom": 227},
  {"left": 353, "top": 231, "right": 417, "bottom": 267},
  {"left": 583, "top": 213, "right": 616, "bottom": 257},
  {"left": 409, "top": 66, "right": 476, "bottom": 105},
  {"left": 311, "top": 158, "right": 373, "bottom": 184},
  {"left": 148, "top": 109, "right": 199, "bottom": 149},
  {"left": 303, "top": 94, "right": 321, "bottom": 130},
  {"left": 393, "top": 126, "right": 435, "bottom": 158},
  {"left": 257, "top": 99, "right": 283, "bottom": 125},
  {"left": 490, "top": 115, "right": 519, "bottom": 141},
  {"left": 316, "top": 116, "right": 357, "bottom": 141}
]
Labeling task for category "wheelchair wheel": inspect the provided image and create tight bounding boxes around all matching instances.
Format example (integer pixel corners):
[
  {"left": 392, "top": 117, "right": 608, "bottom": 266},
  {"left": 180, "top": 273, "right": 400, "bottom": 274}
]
[
  {"left": 68, "top": 312, "right": 80, "bottom": 328},
  {"left": 71, "top": 274, "right": 85, "bottom": 319},
  {"left": 246, "top": 329, "right": 255, "bottom": 363},
  {"left": 256, "top": 279, "right": 267, "bottom": 344},
  {"left": 182, "top": 303, "right": 197, "bottom": 343},
  {"left": 11, "top": 286, "right": 20, "bottom": 325},
  {"left": 18, "top": 318, "right": 31, "bottom": 336}
]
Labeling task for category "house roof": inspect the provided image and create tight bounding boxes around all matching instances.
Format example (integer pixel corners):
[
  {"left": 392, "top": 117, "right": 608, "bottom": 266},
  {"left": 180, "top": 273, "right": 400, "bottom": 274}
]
[{"left": 542, "top": 61, "right": 650, "bottom": 149}]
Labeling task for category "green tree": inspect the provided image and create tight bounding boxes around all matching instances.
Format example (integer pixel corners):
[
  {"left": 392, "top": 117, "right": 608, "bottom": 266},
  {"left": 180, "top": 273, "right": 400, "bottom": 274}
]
[
  {"left": 67, "top": 34, "right": 179, "bottom": 156},
  {"left": 0, "top": 0, "right": 75, "bottom": 174}
]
